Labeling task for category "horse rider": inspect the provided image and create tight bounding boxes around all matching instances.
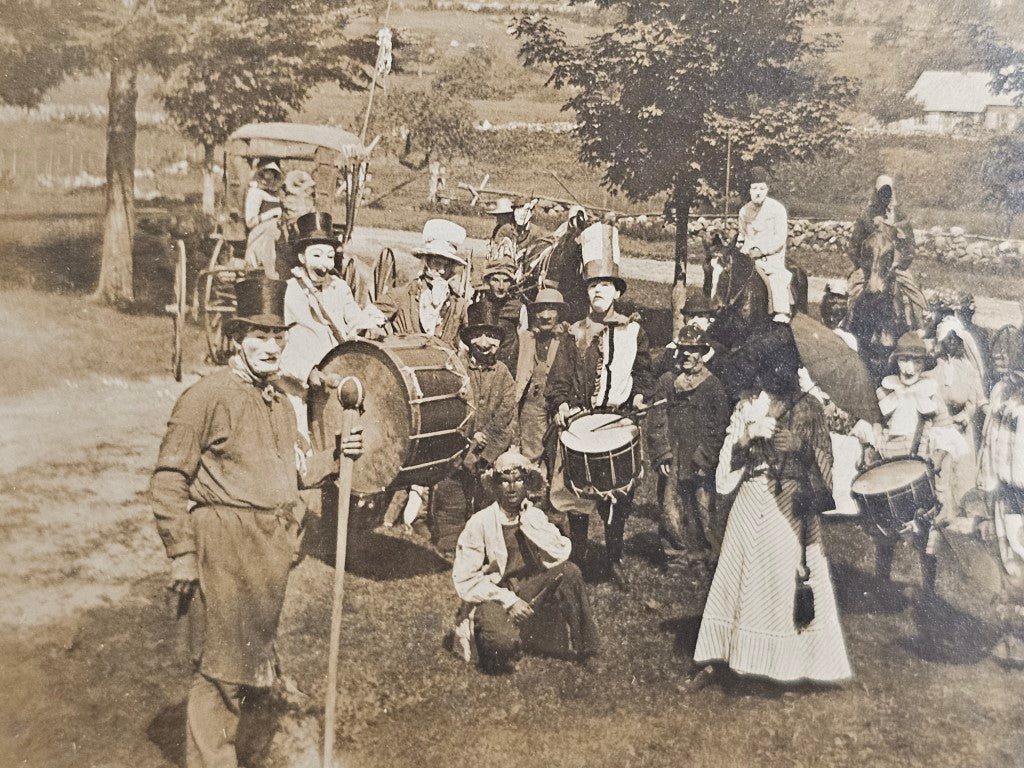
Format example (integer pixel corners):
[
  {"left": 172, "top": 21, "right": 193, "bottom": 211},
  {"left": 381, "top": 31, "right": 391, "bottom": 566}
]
[
  {"left": 545, "top": 228, "right": 654, "bottom": 589},
  {"left": 737, "top": 166, "right": 792, "bottom": 324},
  {"left": 488, "top": 196, "right": 536, "bottom": 265},
  {"left": 847, "top": 174, "right": 927, "bottom": 329},
  {"left": 150, "top": 276, "right": 364, "bottom": 768},
  {"left": 376, "top": 219, "right": 470, "bottom": 349}
]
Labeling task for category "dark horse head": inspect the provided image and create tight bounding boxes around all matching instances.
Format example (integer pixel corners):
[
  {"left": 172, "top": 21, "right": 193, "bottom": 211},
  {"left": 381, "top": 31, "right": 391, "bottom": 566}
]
[
  {"left": 521, "top": 229, "right": 588, "bottom": 322},
  {"left": 848, "top": 221, "right": 908, "bottom": 383},
  {"left": 703, "top": 240, "right": 786, "bottom": 399}
]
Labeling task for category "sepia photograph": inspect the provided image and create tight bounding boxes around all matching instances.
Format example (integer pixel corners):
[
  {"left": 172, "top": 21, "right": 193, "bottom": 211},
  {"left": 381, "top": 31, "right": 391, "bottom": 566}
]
[{"left": 2, "top": 0, "right": 1024, "bottom": 765}]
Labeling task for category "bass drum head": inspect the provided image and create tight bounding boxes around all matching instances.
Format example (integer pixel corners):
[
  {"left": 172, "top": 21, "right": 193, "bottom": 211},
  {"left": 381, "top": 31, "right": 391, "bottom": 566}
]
[{"left": 309, "top": 338, "right": 415, "bottom": 496}]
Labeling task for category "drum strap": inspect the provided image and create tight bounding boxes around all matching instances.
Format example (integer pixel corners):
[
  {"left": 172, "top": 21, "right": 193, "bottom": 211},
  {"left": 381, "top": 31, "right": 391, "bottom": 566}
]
[{"left": 295, "top": 271, "right": 349, "bottom": 345}]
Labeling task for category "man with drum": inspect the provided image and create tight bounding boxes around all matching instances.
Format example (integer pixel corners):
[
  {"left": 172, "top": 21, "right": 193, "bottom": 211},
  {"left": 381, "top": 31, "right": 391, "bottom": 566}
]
[
  {"left": 376, "top": 219, "right": 470, "bottom": 348},
  {"left": 737, "top": 166, "right": 792, "bottom": 324},
  {"left": 280, "top": 211, "right": 386, "bottom": 438},
  {"left": 451, "top": 449, "right": 601, "bottom": 674},
  {"left": 150, "top": 276, "right": 364, "bottom": 768},
  {"left": 546, "top": 225, "right": 653, "bottom": 589}
]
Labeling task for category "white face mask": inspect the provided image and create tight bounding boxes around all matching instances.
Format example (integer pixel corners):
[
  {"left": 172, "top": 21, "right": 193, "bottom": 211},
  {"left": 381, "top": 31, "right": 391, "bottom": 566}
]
[
  {"left": 587, "top": 281, "right": 620, "bottom": 314},
  {"left": 749, "top": 183, "right": 768, "bottom": 205},
  {"left": 300, "top": 244, "right": 336, "bottom": 283},
  {"left": 896, "top": 356, "right": 923, "bottom": 385}
]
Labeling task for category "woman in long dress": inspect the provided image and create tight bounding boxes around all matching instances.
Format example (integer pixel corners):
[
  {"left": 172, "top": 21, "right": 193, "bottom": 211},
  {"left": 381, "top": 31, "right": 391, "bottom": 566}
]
[{"left": 691, "top": 335, "right": 852, "bottom": 685}]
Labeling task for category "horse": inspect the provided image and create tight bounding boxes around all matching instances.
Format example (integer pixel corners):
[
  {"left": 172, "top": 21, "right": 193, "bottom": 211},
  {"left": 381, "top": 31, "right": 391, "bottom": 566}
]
[
  {"left": 846, "top": 221, "right": 923, "bottom": 383},
  {"left": 704, "top": 242, "right": 793, "bottom": 399},
  {"left": 520, "top": 228, "right": 589, "bottom": 321}
]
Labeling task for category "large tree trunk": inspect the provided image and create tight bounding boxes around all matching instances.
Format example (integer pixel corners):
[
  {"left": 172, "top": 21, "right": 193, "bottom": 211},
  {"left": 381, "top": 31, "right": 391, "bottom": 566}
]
[
  {"left": 93, "top": 56, "right": 138, "bottom": 306},
  {"left": 671, "top": 180, "right": 690, "bottom": 337},
  {"left": 201, "top": 143, "right": 216, "bottom": 216}
]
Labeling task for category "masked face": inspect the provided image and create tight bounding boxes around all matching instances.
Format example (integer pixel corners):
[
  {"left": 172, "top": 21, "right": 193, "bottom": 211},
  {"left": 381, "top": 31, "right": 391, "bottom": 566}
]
[
  {"left": 532, "top": 306, "right": 561, "bottom": 332},
  {"left": 587, "top": 280, "right": 620, "bottom": 314},
  {"left": 677, "top": 347, "right": 705, "bottom": 374},
  {"left": 424, "top": 256, "right": 453, "bottom": 280},
  {"left": 470, "top": 332, "right": 501, "bottom": 360},
  {"left": 896, "top": 356, "right": 924, "bottom": 385},
  {"left": 496, "top": 470, "right": 528, "bottom": 510},
  {"left": 687, "top": 315, "right": 712, "bottom": 332},
  {"left": 487, "top": 273, "right": 513, "bottom": 300},
  {"left": 300, "top": 244, "right": 336, "bottom": 282},
  {"left": 239, "top": 328, "right": 286, "bottom": 377},
  {"left": 749, "top": 182, "right": 768, "bottom": 205}
]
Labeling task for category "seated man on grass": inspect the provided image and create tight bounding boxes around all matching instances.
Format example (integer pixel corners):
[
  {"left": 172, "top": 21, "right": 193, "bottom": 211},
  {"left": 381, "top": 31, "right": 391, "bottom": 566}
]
[{"left": 450, "top": 450, "right": 601, "bottom": 674}]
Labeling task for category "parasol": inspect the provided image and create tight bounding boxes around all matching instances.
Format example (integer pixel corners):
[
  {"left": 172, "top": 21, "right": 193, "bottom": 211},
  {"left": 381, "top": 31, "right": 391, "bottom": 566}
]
[{"left": 791, "top": 314, "right": 881, "bottom": 424}]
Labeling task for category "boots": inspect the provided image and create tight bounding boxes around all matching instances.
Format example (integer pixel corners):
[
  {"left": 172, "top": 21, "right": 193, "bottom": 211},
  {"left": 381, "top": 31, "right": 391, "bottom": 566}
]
[{"left": 568, "top": 514, "right": 589, "bottom": 570}]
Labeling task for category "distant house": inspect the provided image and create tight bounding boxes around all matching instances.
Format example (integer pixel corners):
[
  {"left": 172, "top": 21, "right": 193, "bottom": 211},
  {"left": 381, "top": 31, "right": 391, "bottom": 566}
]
[{"left": 898, "top": 70, "right": 1022, "bottom": 134}]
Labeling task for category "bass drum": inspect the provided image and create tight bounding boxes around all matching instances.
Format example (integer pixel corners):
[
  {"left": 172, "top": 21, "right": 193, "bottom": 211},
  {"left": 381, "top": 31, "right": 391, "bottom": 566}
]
[{"left": 309, "top": 335, "right": 471, "bottom": 495}]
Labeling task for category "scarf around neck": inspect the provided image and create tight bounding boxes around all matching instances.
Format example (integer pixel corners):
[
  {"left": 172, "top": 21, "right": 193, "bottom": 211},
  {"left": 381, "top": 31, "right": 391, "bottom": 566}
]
[{"left": 229, "top": 353, "right": 279, "bottom": 404}]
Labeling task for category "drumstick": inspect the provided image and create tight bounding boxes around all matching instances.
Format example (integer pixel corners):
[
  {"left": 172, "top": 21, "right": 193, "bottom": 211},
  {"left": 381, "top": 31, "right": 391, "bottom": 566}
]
[{"left": 591, "top": 399, "right": 668, "bottom": 431}]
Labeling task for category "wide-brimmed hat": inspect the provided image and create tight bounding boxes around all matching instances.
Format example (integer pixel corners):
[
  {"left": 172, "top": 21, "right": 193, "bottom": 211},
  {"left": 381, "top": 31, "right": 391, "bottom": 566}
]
[
  {"left": 460, "top": 299, "right": 507, "bottom": 346},
  {"left": 890, "top": 331, "right": 935, "bottom": 367},
  {"left": 293, "top": 211, "right": 338, "bottom": 251},
  {"left": 414, "top": 219, "right": 468, "bottom": 266},
  {"left": 528, "top": 287, "right": 567, "bottom": 310},
  {"left": 483, "top": 255, "right": 517, "bottom": 281},
  {"left": 674, "top": 324, "right": 710, "bottom": 351},
  {"left": 254, "top": 157, "right": 283, "bottom": 177},
  {"left": 682, "top": 291, "right": 714, "bottom": 316},
  {"left": 480, "top": 449, "right": 546, "bottom": 496},
  {"left": 486, "top": 197, "right": 515, "bottom": 215},
  {"left": 580, "top": 222, "right": 626, "bottom": 293},
  {"left": 225, "top": 277, "right": 292, "bottom": 334}
]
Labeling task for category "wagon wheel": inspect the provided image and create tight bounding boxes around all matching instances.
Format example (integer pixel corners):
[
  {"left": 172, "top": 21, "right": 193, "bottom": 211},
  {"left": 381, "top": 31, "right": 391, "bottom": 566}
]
[
  {"left": 200, "top": 241, "right": 239, "bottom": 365},
  {"left": 171, "top": 239, "right": 187, "bottom": 382},
  {"left": 191, "top": 236, "right": 224, "bottom": 322}
]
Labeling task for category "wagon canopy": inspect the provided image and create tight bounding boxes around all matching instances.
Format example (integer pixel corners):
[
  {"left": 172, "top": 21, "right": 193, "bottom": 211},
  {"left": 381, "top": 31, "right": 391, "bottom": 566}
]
[{"left": 228, "top": 122, "right": 370, "bottom": 163}]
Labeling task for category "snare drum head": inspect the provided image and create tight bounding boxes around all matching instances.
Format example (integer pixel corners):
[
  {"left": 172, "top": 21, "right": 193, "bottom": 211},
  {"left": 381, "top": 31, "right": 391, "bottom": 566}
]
[
  {"left": 310, "top": 335, "right": 469, "bottom": 495},
  {"left": 560, "top": 412, "right": 639, "bottom": 452},
  {"left": 850, "top": 458, "right": 929, "bottom": 496}
]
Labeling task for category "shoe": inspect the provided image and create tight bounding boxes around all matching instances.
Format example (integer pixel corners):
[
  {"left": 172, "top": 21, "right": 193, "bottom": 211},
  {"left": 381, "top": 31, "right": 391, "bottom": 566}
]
[
  {"left": 609, "top": 562, "right": 630, "bottom": 591},
  {"left": 772, "top": 313, "right": 791, "bottom": 324},
  {"left": 680, "top": 665, "right": 715, "bottom": 693}
]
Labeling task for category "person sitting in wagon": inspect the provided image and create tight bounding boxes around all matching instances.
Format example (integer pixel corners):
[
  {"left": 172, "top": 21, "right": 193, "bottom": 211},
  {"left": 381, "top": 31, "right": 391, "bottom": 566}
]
[
  {"left": 282, "top": 169, "right": 316, "bottom": 229},
  {"left": 279, "top": 211, "right": 386, "bottom": 438},
  {"left": 376, "top": 219, "right": 470, "bottom": 349},
  {"left": 449, "top": 449, "right": 601, "bottom": 674},
  {"left": 243, "top": 157, "right": 284, "bottom": 279}
]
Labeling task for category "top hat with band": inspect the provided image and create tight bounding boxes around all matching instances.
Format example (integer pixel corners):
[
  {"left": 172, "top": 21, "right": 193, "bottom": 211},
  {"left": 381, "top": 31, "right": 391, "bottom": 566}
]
[
  {"left": 225, "top": 277, "right": 292, "bottom": 334},
  {"left": 460, "top": 299, "right": 508, "bottom": 346}
]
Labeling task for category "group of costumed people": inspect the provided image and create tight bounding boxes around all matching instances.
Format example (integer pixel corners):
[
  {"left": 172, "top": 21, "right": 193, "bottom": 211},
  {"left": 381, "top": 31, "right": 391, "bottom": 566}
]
[{"left": 150, "top": 162, "right": 1024, "bottom": 768}]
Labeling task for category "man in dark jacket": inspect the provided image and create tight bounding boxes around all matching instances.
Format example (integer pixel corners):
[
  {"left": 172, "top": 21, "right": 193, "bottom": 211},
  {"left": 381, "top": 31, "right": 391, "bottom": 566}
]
[
  {"left": 473, "top": 254, "right": 525, "bottom": 372},
  {"left": 647, "top": 325, "right": 730, "bottom": 570}
]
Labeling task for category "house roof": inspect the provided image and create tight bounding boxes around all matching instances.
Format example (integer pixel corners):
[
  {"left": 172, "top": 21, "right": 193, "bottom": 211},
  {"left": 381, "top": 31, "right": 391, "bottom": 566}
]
[{"left": 908, "top": 71, "right": 1020, "bottom": 113}]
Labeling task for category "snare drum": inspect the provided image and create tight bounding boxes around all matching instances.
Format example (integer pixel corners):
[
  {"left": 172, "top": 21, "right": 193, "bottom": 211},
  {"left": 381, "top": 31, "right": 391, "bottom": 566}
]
[
  {"left": 850, "top": 457, "right": 937, "bottom": 537},
  {"left": 560, "top": 412, "right": 642, "bottom": 499},
  {"left": 309, "top": 335, "right": 471, "bottom": 495}
]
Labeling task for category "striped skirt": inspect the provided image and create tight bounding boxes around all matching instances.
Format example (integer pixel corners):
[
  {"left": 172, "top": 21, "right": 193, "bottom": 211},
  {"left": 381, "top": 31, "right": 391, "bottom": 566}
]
[{"left": 694, "top": 476, "right": 852, "bottom": 683}]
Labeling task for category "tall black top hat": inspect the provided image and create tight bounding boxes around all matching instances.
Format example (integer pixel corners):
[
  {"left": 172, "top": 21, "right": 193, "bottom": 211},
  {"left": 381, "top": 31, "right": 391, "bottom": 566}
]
[
  {"left": 226, "top": 277, "right": 291, "bottom": 333},
  {"left": 293, "top": 211, "right": 338, "bottom": 250},
  {"left": 460, "top": 299, "right": 508, "bottom": 346}
]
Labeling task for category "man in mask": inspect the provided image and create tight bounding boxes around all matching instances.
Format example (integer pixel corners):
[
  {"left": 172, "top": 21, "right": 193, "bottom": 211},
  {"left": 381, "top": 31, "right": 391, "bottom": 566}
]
[
  {"left": 150, "top": 277, "right": 363, "bottom": 768},
  {"left": 376, "top": 219, "right": 470, "bottom": 348},
  {"left": 475, "top": 254, "right": 526, "bottom": 372},
  {"left": 514, "top": 288, "right": 568, "bottom": 470},
  {"left": 280, "top": 211, "right": 386, "bottom": 438}
]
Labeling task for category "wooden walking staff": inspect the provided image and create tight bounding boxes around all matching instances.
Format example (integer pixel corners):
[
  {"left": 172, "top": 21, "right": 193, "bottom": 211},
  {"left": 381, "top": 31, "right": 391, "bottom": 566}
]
[{"left": 322, "top": 375, "right": 364, "bottom": 768}]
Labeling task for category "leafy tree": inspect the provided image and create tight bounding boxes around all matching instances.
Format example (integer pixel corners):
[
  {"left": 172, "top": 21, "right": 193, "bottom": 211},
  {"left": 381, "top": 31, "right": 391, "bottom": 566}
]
[
  {"left": 982, "top": 128, "right": 1024, "bottom": 236},
  {"left": 159, "top": 2, "right": 371, "bottom": 215},
  {"left": 514, "top": 0, "right": 854, "bottom": 328},
  {"left": 376, "top": 86, "right": 478, "bottom": 169},
  {"left": 0, "top": 0, "right": 365, "bottom": 305}
]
